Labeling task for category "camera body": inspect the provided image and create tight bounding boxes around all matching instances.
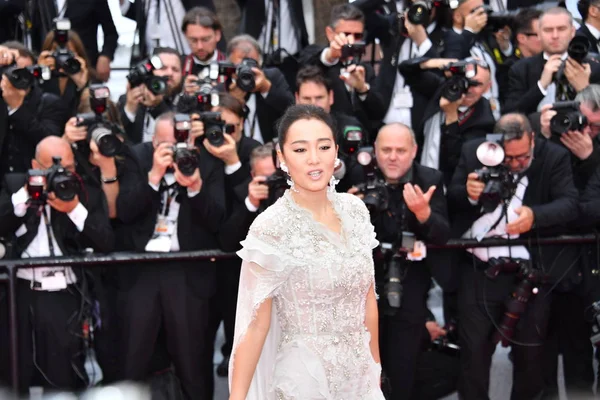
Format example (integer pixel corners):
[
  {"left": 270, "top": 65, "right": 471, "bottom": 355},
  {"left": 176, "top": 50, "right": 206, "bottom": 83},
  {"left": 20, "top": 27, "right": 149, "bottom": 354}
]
[
  {"left": 340, "top": 42, "right": 366, "bottom": 66},
  {"left": 172, "top": 114, "right": 199, "bottom": 177},
  {"left": 27, "top": 156, "right": 79, "bottom": 204},
  {"left": 236, "top": 58, "right": 259, "bottom": 92},
  {"left": 407, "top": 0, "right": 432, "bottom": 25},
  {"left": 2, "top": 64, "right": 51, "bottom": 90},
  {"left": 480, "top": 5, "right": 518, "bottom": 32},
  {"left": 474, "top": 166, "right": 517, "bottom": 213},
  {"left": 550, "top": 101, "right": 587, "bottom": 136},
  {"left": 127, "top": 55, "right": 168, "bottom": 95},
  {"left": 440, "top": 61, "right": 479, "bottom": 102},
  {"left": 197, "top": 111, "right": 235, "bottom": 147},
  {"left": 354, "top": 147, "right": 389, "bottom": 214},
  {"left": 75, "top": 85, "right": 122, "bottom": 157},
  {"left": 341, "top": 126, "right": 364, "bottom": 155},
  {"left": 52, "top": 18, "right": 81, "bottom": 76}
]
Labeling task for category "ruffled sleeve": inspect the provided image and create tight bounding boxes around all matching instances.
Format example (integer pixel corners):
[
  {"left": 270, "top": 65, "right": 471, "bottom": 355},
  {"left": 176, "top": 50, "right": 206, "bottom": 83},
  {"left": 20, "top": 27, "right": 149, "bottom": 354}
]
[{"left": 228, "top": 207, "right": 298, "bottom": 400}]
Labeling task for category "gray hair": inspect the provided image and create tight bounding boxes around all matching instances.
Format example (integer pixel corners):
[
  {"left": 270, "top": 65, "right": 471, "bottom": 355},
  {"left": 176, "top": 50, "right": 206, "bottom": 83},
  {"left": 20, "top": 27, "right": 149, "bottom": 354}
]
[
  {"left": 226, "top": 34, "right": 263, "bottom": 65},
  {"left": 329, "top": 4, "right": 364, "bottom": 29},
  {"left": 575, "top": 84, "right": 600, "bottom": 112},
  {"left": 250, "top": 142, "right": 274, "bottom": 170},
  {"left": 494, "top": 113, "right": 533, "bottom": 142},
  {"left": 540, "top": 7, "right": 573, "bottom": 27}
]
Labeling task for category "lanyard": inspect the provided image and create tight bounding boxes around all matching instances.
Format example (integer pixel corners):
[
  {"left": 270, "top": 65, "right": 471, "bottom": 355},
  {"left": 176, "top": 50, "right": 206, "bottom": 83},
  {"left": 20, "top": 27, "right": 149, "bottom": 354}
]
[
  {"left": 41, "top": 207, "right": 55, "bottom": 257},
  {"left": 458, "top": 107, "right": 475, "bottom": 126}
]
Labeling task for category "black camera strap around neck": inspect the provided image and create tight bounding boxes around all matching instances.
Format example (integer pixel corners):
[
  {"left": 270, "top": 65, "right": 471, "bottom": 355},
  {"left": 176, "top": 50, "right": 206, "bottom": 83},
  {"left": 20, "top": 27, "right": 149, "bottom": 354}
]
[
  {"left": 159, "top": 178, "right": 178, "bottom": 217},
  {"left": 458, "top": 107, "right": 475, "bottom": 126},
  {"left": 41, "top": 207, "right": 55, "bottom": 257}
]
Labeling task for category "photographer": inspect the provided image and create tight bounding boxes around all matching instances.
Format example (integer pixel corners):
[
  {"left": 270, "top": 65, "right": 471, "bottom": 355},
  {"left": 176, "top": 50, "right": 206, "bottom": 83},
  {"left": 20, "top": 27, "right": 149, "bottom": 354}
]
[
  {"left": 299, "top": 4, "right": 386, "bottom": 136},
  {"left": 295, "top": 65, "right": 364, "bottom": 192},
  {"left": 350, "top": 123, "right": 450, "bottom": 398},
  {"left": 539, "top": 84, "right": 600, "bottom": 191},
  {"left": 119, "top": 47, "right": 183, "bottom": 144},
  {"left": 0, "top": 45, "right": 69, "bottom": 184},
  {"left": 442, "top": 0, "right": 503, "bottom": 118},
  {"left": 576, "top": 0, "right": 600, "bottom": 54},
  {"left": 448, "top": 113, "right": 579, "bottom": 399},
  {"left": 225, "top": 34, "right": 294, "bottom": 144},
  {"left": 505, "top": 7, "right": 600, "bottom": 115},
  {"left": 37, "top": 27, "right": 91, "bottom": 116},
  {"left": 114, "top": 111, "right": 225, "bottom": 400},
  {"left": 0, "top": 136, "right": 114, "bottom": 393},
  {"left": 400, "top": 57, "right": 495, "bottom": 186}
]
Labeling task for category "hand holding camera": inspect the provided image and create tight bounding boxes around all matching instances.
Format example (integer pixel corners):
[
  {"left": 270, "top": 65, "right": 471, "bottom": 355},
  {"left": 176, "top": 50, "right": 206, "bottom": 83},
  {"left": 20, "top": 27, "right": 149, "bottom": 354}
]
[
  {"left": 189, "top": 113, "right": 205, "bottom": 145},
  {"left": 252, "top": 67, "right": 272, "bottom": 94},
  {"left": 184, "top": 74, "right": 201, "bottom": 95},
  {"left": 203, "top": 132, "right": 239, "bottom": 166},
  {"left": 439, "top": 94, "right": 464, "bottom": 124},
  {"left": 63, "top": 116, "right": 88, "bottom": 144},
  {"left": 141, "top": 85, "right": 164, "bottom": 108},
  {"left": 125, "top": 83, "right": 144, "bottom": 116},
  {"left": 505, "top": 206, "right": 534, "bottom": 235},
  {"left": 0, "top": 47, "right": 18, "bottom": 66},
  {"left": 467, "top": 172, "right": 486, "bottom": 202},
  {"left": 493, "top": 27, "right": 512, "bottom": 53},
  {"left": 425, "top": 321, "right": 447, "bottom": 342},
  {"left": 539, "top": 54, "right": 563, "bottom": 90},
  {"left": 47, "top": 191, "right": 80, "bottom": 214},
  {"left": 564, "top": 57, "right": 591, "bottom": 92},
  {"left": 403, "top": 12, "right": 428, "bottom": 46},
  {"left": 403, "top": 183, "right": 435, "bottom": 223},
  {"left": 173, "top": 163, "right": 202, "bottom": 193},
  {"left": 89, "top": 139, "right": 118, "bottom": 176},
  {"left": 149, "top": 142, "right": 174, "bottom": 186},
  {"left": 561, "top": 130, "right": 594, "bottom": 160},
  {"left": 69, "top": 55, "right": 89, "bottom": 90},
  {"left": 340, "top": 64, "right": 368, "bottom": 93},
  {"left": 325, "top": 32, "right": 354, "bottom": 63},
  {"left": 464, "top": 6, "right": 488, "bottom": 34},
  {"left": 248, "top": 175, "right": 269, "bottom": 208}
]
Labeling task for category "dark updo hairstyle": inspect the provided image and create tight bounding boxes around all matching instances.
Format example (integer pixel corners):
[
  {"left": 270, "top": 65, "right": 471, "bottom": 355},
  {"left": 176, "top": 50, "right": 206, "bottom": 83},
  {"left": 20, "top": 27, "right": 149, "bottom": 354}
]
[{"left": 277, "top": 104, "right": 337, "bottom": 151}]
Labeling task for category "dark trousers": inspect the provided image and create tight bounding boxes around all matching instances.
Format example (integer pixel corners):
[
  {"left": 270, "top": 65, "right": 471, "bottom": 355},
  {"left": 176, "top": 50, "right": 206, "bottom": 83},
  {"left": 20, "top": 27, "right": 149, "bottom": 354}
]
[
  {"left": 3, "top": 279, "right": 86, "bottom": 394},
  {"left": 412, "top": 348, "right": 460, "bottom": 400},
  {"left": 379, "top": 312, "right": 426, "bottom": 400},
  {"left": 116, "top": 263, "right": 214, "bottom": 400},
  {"left": 542, "top": 290, "right": 594, "bottom": 399},
  {"left": 458, "top": 264, "right": 551, "bottom": 400},
  {"left": 208, "top": 258, "right": 241, "bottom": 359}
]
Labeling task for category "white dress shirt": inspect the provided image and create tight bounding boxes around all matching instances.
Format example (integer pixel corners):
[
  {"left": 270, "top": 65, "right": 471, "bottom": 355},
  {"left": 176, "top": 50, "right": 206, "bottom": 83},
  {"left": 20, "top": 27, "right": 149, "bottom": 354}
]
[
  {"left": 259, "top": 0, "right": 300, "bottom": 56},
  {"left": 12, "top": 187, "right": 88, "bottom": 285}
]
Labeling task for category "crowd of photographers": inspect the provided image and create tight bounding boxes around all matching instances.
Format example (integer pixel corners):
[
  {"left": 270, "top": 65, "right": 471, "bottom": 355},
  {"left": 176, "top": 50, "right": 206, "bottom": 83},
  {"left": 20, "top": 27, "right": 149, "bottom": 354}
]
[{"left": 3, "top": 0, "right": 600, "bottom": 399}]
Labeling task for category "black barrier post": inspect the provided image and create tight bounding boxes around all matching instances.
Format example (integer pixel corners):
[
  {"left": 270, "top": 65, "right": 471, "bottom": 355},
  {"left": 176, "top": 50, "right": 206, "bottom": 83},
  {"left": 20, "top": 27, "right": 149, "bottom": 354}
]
[{"left": 7, "top": 264, "right": 18, "bottom": 393}]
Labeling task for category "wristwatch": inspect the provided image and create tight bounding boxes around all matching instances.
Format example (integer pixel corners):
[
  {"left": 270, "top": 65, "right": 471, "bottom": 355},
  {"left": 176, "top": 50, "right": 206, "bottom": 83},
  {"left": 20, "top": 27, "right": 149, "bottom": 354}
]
[{"left": 101, "top": 176, "right": 118, "bottom": 184}]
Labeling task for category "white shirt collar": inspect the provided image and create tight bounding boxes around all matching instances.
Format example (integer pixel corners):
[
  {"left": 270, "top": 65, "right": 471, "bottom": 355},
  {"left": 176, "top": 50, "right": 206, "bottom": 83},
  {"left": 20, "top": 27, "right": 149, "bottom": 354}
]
[
  {"left": 586, "top": 23, "right": 600, "bottom": 40},
  {"left": 427, "top": 21, "right": 437, "bottom": 34},
  {"left": 453, "top": 26, "right": 462, "bottom": 35},
  {"left": 193, "top": 51, "right": 218, "bottom": 66},
  {"left": 543, "top": 52, "right": 568, "bottom": 61}
]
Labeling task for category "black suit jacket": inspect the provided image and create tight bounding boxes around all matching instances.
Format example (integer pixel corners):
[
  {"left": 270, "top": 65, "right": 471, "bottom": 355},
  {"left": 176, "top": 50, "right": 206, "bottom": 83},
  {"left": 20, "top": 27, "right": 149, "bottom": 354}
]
[
  {"left": 577, "top": 24, "right": 600, "bottom": 54},
  {"left": 448, "top": 138, "right": 580, "bottom": 285},
  {"left": 237, "top": 0, "right": 309, "bottom": 52},
  {"left": 505, "top": 53, "right": 600, "bottom": 115},
  {"left": 252, "top": 68, "right": 295, "bottom": 144},
  {"left": 31, "top": 0, "right": 119, "bottom": 65},
  {"left": 0, "top": 173, "right": 114, "bottom": 258},
  {"left": 116, "top": 141, "right": 226, "bottom": 297},
  {"left": 372, "top": 163, "right": 450, "bottom": 320},
  {"left": 117, "top": 95, "right": 173, "bottom": 144},
  {"left": 0, "top": 86, "right": 69, "bottom": 181}
]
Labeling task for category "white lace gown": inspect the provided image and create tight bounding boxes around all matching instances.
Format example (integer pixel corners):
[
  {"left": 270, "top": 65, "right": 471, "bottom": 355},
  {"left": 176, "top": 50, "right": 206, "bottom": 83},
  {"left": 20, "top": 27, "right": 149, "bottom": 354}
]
[{"left": 229, "top": 190, "right": 385, "bottom": 400}]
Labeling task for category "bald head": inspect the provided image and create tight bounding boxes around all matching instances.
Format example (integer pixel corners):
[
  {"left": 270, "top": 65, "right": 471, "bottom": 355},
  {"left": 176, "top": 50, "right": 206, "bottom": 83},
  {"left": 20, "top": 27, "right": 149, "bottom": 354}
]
[
  {"left": 33, "top": 136, "right": 75, "bottom": 171},
  {"left": 374, "top": 123, "right": 418, "bottom": 185}
]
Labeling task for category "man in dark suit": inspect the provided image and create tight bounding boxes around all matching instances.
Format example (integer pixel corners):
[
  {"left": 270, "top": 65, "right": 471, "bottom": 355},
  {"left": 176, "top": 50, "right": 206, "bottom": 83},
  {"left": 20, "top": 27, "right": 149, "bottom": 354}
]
[
  {"left": 505, "top": 7, "right": 600, "bottom": 116},
  {"left": 299, "top": 4, "right": 386, "bottom": 137},
  {"left": 115, "top": 112, "right": 226, "bottom": 399},
  {"left": 448, "top": 113, "right": 579, "bottom": 399},
  {"left": 31, "top": 0, "right": 118, "bottom": 82},
  {"left": 576, "top": 0, "right": 600, "bottom": 54},
  {"left": 119, "top": 47, "right": 183, "bottom": 144},
  {"left": 400, "top": 57, "right": 495, "bottom": 186},
  {"left": 0, "top": 57, "right": 69, "bottom": 184},
  {"left": 224, "top": 35, "right": 295, "bottom": 144},
  {"left": 0, "top": 136, "right": 114, "bottom": 393},
  {"left": 356, "top": 123, "right": 450, "bottom": 399}
]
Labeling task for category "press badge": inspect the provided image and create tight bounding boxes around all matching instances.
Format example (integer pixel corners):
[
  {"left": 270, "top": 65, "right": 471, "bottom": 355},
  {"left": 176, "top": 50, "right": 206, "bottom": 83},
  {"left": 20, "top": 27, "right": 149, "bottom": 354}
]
[
  {"left": 39, "top": 271, "right": 68, "bottom": 291},
  {"left": 145, "top": 216, "right": 176, "bottom": 252},
  {"left": 393, "top": 87, "right": 414, "bottom": 109},
  {"left": 407, "top": 241, "right": 427, "bottom": 261}
]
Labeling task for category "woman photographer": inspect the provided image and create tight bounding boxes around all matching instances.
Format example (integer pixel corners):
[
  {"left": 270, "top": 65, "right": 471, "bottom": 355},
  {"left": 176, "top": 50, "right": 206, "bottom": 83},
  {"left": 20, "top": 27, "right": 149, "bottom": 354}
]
[{"left": 37, "top": 29, "right": 91, "bottom": 116}]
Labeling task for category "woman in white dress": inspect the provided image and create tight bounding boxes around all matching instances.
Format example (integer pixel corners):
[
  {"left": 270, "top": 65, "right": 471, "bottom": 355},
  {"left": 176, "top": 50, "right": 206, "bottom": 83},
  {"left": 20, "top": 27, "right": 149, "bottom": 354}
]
[{"left": 228, "top": 104, "right": 385, "bottom": 400}]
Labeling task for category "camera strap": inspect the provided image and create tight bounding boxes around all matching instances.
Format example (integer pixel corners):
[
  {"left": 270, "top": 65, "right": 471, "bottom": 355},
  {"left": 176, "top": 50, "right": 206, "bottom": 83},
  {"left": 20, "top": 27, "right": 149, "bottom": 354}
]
[
  {"left": 41, "top": 207, "right": 55, "bottom": 257},
  {"left": 457, "top": 107, "right": 474, "bottom": 126},
  {"left": 54, "top": 0, "right": 67, "bottom": 18}
]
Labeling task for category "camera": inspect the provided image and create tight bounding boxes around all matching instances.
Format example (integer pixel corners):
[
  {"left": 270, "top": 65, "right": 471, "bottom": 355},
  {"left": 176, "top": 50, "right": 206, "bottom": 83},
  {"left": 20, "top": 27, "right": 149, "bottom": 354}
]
[
  {"left": 236, "top": 58, "right": 259, "bottom": 92},
  {"left": 485, "top": 258, "right": 546, "bottom": 347},
  {"left": 407, "top": 0, "right": 432, "bottom": 25},
  {"left": 27, "top": 156, "right": 79, "bottom": 204},
  {"left": 431, "top": 320, "right": 460, "bottom": 357},
  {"left": 51, "top": 18, "right": 81, "bottom": 76},
  {"left": 172, "top": 114, "right": 199, "bottom": 176},
  {"left": 555, "top": 36, "right": 598, "bottom": 82},
  {"left": 2, "top": 64, "right": 51, "bottom": 90},
  {"left": 258, "top": 140, "right": 289, "bottom": 212},
  {"left": 75, "top": 85, "right": 122, "bottom": 157},
  {"left": 440, "top": 60, "right": 479, "bottom": 102},
  {"left": 550, "top": 101, "right": 587, "bottom": 136},
  {"left": 378, "top": 232, "right": 415, "bottom": 312},
  {"left": 175, "top": 81, "right": 220, "bottom": 114},
  {"left": 127, "top": 55, "right": 168, "bottom": 95},
  {"left": 473, "top": 135, "right": 518, "bottom": 213},
  {"left": 354, "top": 147, "right": 389, "bottom": 214},
  {"left": 341, "top": 125, "right": 363, "bottom": 155},
  {"left": 195, "top": 111, "right": 235, "bottom": 147},
  {"left": 340, "top": 42, "right": 366, "bottom": 66},
  {"left": 480, "top": 5, "right": 518, "bottom": 32}
]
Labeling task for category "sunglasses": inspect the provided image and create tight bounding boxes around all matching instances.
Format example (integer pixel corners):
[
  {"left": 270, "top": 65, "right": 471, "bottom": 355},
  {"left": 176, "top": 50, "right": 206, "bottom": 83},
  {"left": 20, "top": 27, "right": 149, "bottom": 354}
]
[{"left": 341, "top": 32, "right": 364, "bottom": 41}]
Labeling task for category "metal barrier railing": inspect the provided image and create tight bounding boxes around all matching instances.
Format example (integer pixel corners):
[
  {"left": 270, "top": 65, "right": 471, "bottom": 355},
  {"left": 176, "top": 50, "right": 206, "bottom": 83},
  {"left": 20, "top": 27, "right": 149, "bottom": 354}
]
[{"left": 1, "top": 234, "right": 598, "bottom": 392}]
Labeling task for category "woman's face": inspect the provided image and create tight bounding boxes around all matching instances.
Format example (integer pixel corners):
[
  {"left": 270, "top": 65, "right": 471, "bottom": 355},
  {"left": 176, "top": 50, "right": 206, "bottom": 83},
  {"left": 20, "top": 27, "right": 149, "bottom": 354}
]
[{"left": 278, "top": 118, "right": 337, "bottom": 194}]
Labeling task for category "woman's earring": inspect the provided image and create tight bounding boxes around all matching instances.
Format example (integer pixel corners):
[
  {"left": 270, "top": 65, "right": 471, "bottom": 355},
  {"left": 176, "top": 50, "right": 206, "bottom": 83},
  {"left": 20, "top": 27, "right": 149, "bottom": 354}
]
[
  {"left": 281, "top": 162, "right": 299, "bottom": 192},
  {"left": 328, "top": 158, "right": 341, "bottom": 193}
]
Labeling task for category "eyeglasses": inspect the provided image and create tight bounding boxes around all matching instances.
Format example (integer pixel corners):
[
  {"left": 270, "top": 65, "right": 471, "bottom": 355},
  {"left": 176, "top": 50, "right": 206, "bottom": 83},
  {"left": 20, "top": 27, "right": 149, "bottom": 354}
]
[
  {"left": 522, "top": 32, "right": 538, "bottom": 38},
  {"left": 504, "top": 149, "right": 532, "bottom": 163},
  {"left": 340, "top": 32, "right": 364, "bottom": 41}
]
